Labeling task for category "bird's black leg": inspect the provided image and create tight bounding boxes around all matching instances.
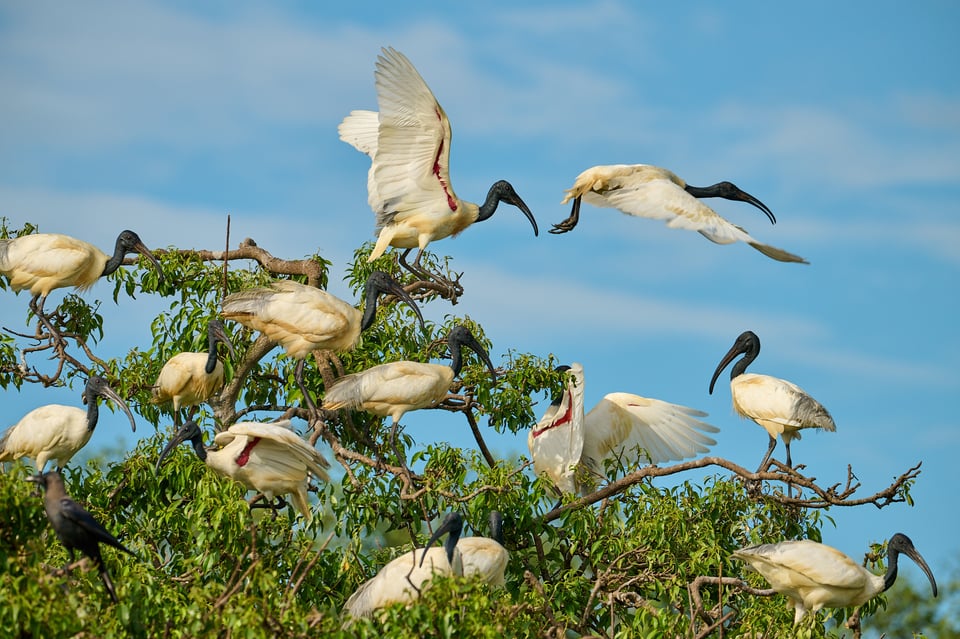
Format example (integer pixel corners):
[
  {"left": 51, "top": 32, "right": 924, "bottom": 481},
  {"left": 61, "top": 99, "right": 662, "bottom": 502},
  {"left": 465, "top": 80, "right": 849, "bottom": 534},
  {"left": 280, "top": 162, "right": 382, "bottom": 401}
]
[
  {"left": 29, "top": 294, "right": 67, "bottom": 348},
  {"left": 549, "top": 196, "right": 582, "bottom": 234},
  {"left": 397, "top": 248, "right": 464, "bottom": 303},
  {"left": 294, "top": 359, "right": 320, "bottom": 416},
  {"left": 756, "top": 436, "right": 778, "bottom": 474}
]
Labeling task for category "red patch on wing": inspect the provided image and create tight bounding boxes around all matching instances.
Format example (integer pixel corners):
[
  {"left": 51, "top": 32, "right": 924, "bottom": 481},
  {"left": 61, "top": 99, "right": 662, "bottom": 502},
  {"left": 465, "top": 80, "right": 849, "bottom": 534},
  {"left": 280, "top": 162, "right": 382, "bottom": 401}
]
[
  {"left": 532, "top": 402, "right": 574, "bottom": 438},
  {"left": 433, "top": 109, "right": 457, "bottom": 212},
  {"left": 235, "top": 437, "right": 262, "bottom": 467}
]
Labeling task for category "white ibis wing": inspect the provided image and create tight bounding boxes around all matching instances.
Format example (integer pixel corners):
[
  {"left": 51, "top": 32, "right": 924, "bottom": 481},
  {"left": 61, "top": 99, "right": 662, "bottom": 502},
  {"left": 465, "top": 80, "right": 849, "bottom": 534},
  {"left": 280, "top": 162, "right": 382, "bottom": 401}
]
[
  {"left": 734, "top": 540, "right": 870, "bottom": 591},
  {"left": 216, "top": 420, "right": 330, "bottom": 480},
  {"left": 581, "top": 392, "right": 718, "bottom": 471},
  {"left": 370, "top": 47, "right": 457, "bottom": 226}
]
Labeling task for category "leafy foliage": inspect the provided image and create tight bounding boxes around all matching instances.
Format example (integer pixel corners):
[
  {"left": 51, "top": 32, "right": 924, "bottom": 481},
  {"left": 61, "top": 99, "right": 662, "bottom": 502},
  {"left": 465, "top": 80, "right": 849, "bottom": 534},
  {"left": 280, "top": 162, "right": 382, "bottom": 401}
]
[{"left": 0, "top": 223, "right": 940, "bottom": 638}]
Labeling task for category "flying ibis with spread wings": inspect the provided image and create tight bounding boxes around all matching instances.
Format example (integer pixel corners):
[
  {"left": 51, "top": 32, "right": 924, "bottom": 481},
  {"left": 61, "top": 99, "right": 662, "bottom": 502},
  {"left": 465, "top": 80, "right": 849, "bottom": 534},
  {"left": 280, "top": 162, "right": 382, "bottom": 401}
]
[{"left": 550, "top": 164, "right": 807, "bottom": 263}]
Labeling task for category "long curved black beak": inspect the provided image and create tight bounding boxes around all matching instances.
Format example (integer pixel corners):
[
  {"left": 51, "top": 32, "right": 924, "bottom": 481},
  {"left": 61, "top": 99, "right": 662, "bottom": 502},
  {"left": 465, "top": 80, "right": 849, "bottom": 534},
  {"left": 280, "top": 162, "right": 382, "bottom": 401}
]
[
  {"left": 132, "top": 238, "right": 166, "bottom": 283},
  {"left": 685, "top": 181, "right": 776, "bottom": 225},
  {"left": 383, "top": 275, "right": 427, "bottom": 335},
  {"left": 154, "top": 422, "right": 196, "bottom": 473},
  {"left": 709, "top": 343, "right": 743, "bottom": 395},
  {"left": 99, "top": 384, "right": 138, "bottom": 433},
  {"left": 904, "top": 545, "right": 939, "bottom": 598},
  {"left": 210, "top": 320, "right": 236, "bottom": 359},
  {"left": 464, "top": 333, "right": 497, "bottom": 382}
]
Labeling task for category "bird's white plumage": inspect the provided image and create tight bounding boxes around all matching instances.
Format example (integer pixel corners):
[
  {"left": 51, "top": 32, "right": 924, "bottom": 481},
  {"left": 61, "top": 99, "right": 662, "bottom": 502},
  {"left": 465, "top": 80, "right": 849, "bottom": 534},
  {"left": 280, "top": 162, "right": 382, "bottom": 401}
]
[
  {"left": 0, "top": 233, "right": 109, "bottom": 296},
  {"left": 734, "top": 540, "right": 883, "bottom": 623},
  {"left": 339, "top": 47, "right": 479, "bottom": 261},
  {"left": 0, "top": 405, "right": 94, "bottom": 472},
  {"left": 561, "top": 164, "right": 806, "bottom": 262},
  {"left": 529, "top": 363, "right": 718, "bottom": 495},
  {"left": 221, "top": 280, "right": 360, "bottom": 358},
  {"left": 343, "top": 545, "right": 463, "bottom": 619},
  {"left": 324, "top": 360, "right": 455, "bottom": 425},
  {"left": 205, "top": 420, "right": 330, "bottom": 521},
  {"left": 154, "top": 352, "right": 225, "bottom": 412},
  {"left": 457, "top": 536, "right": 509, "bottom": 587},
  {"left": 730, "top": 373, "right": 836, "bottom": 446}
]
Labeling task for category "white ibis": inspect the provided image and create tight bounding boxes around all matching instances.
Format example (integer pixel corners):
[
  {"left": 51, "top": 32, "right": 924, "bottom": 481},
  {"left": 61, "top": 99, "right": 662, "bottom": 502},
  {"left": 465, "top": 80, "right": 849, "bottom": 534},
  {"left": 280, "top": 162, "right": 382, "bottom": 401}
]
[
  {"left": 0, "top": 376, "right": 137, "bottom": 475},
  {"left": 733, "top": 533, "right": 938, "bottom": 624},
  {"left": 338, "top": 47, "right": 538, "bottom": 280},
  {"left": 155, "top": 418, "right": 330, "bottom": 522},
  {"left": 323, "top": 325, "right": 497, "bottom": 450},
  {"left": 709, "top": 330, "right": 835, "bottom": 472},
  {"left": 27, "top": 470, "right": 137, "bottom": 604},
  {"left": 152, "top": 319, "right": 235, "bottom": 427},
  {"left": 343, "top": 512, "right": 464, "bottom": 619},
  {"left": 220, "top": 271, "right": 425, "bottom": 412},
  {"left": 550, "top": 164, "right": 807, "bottom": 264},
  {"left": 529, "top": 363, "right": 719, "bottom": 496},
  {"left": 456, "top": 511, "right": 509, "bottom": 587},
  {"left": 0, "top": 229, "right": 164, "bottom": 315}
]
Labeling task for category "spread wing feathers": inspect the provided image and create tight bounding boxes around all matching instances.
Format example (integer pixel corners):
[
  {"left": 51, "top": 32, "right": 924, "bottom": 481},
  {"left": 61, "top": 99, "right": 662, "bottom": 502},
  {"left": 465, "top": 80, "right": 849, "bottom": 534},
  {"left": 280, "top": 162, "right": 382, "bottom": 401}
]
[
  {"left": 344, "top": 546, "right": 461, "bottom": 618},
  {"left": 581, "top": 392, "right": 719, "bottom": 472},
  {"left": 338, "top": 109, "right": 380, "bottom": 157},
  {"left": 734, "top": 540, "right": 869, "bottom": 591},
  {"left": 733, "top": 374, "right": 836, "bottom": 434},
  {"left": 370, "top": 47, "right": 456, "bottom": 228},
  {"left": 325, "top": 362, "right": 452, "bottom": 415},
  {"left": 58, "top": 498, "right": 136, "bottom": 556},
  {"left": 215, "top": 420, "right": 330, "bottom": 481},
  {"left": 220, "top": 281, "right": 355, "bottom": 356}
]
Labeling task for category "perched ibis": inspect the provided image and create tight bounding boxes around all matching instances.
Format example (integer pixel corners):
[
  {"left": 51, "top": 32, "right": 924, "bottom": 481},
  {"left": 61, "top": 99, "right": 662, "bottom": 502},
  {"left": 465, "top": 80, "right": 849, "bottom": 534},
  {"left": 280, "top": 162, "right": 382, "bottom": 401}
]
[
  {"left": 0, "top": 230, "right": 164, "bottom": 336},
  {"left": 733, "top": 533, "right": 938, "bottom": 624},
  {"left": 220, "top": 271, "right": 425, "bottom": 411},
  {"left": 709, "top": 330, "right": 835, "bottom": 472},
  {"left": 456, "top": 511, "right": 509, "bottom": 587},
  {"left": 0, "top": 376, "right": 137, "bottom": 475},
  {"left": 343, "top": 512, "right": 464, "bottom": 619},
  {"left": 551, "top": 164, "right": 807, "bottom": 264},
  {"left": 529, "top": 363, "right": 719, "bottom": 496},
  {"left": 153, "top": 319, "right": 235, "bottom": 427},
  {"left": 155, "top": 418, "right": 330, "bottom": 521},
  {"left": 324, "top": 325, "right": 497, "bottom": 450},
  {"left": 338, "top": 47, "right": 538, "bottom": 281},
  {"left": 27, "top": 470, "right": 137, "bottom": 603}
]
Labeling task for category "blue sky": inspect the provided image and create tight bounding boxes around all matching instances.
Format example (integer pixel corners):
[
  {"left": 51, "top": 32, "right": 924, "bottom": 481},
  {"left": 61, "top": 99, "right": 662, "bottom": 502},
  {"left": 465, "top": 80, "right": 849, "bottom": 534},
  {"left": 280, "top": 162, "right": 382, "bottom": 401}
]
[{"left": 1, "top": 0, "right": 958, "bottom": 598}]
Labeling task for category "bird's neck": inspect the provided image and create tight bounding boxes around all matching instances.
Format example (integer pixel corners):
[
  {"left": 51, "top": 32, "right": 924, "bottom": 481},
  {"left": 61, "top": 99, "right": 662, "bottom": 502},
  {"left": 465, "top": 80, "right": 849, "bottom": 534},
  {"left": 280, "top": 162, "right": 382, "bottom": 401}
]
[
  {"left": 883, "top": 548, "right": 900, "bottom": 592},
  {"left": 205, "top": 338, "right": 220, "bottom": 374},
  {"left": 476, "top": 184, "right": 502, "bottom": 223},
  {"left": 191, "top": 436, "right": 208, "bottom": 462},
  {"left": 449, "top": 345, "right": 464, "bottom": 377},
  {"left": 101, "top": 239, "right": 128, "bottom": 276},
  {"left": 85, "top": 395, "right": 100, "bottom": 431},
  {"left": 359, "top": 285, "right": 380, "bottom": 332},
  {"left": 731, "top": 353, "right": 754, "bottom": 380}
]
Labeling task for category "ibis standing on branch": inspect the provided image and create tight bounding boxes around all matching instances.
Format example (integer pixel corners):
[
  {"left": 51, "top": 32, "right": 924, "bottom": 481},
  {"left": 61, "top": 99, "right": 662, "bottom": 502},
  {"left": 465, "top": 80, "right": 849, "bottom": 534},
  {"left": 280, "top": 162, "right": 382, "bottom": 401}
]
[
  {"left": 529, "top": 363, "right": 719, "bottom": 496},
  {"left": 0, "top": 376, "right": 137, "bottom": 475},
  {"left": 709, "top": 330, "right": 835, "bottom": 472},
  {"left": 0, "top": 230, "right": 164, "bottom": 338},
  {"left": 732, "top": 533, "right": 938, "bottom": 625},
  {"left": 155, "top": 418, "right": 330, "bottom": 521},
  {"left": 324, "top": 325, "right": 497, "bottom": 451},
  {"left": 338, "top": 47, "right": 539, "bottom": 282},
  {"left": 343, "top": 511, "right": 465, "bottom": 619},
  {"left": 153, "top": 319, "right": 235, "bottom": 427},
  {"left": 28, "top": 470, "right": 137, "bottom": 604},
  {"left": 220, "top": 271, "right": 425, "bottom": 412},
  {"left": 550, "top": 164, "right": 807, "bottom": 264}
]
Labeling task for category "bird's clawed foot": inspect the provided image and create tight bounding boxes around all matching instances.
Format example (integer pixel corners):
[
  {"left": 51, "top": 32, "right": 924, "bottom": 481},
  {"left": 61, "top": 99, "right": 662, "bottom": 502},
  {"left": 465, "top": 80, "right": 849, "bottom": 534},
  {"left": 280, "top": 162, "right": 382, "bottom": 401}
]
[
  {"left": 397, "top": 249, "right": 464, "bottom": 304},
  {"left": 28, "top": 296, "right": 68, "bottom": 350},
  {"left": 248, "top": 494, "right": 288, "bottom": 520},
  {"left": 549, "top": 196, "right": 582, "bottom": 234}
]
